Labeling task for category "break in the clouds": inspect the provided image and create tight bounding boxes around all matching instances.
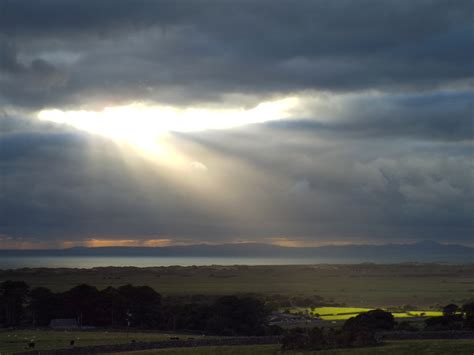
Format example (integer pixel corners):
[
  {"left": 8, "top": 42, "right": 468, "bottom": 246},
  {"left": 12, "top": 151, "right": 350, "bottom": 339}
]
[{"left": 0, "top": 0, "right": 473, "bottom": 247}]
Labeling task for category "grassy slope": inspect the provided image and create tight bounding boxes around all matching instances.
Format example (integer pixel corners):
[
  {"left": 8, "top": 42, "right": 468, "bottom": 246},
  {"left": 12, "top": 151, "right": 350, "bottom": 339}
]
[
  {"left": 100, "top": 340, "right": 474, "bottom": 355},
  {"left": 0, "top": 330, "right": 201, "bottom": 354},
  {"left": 2, "top": 264, "right": 473, "bottom": 307}
]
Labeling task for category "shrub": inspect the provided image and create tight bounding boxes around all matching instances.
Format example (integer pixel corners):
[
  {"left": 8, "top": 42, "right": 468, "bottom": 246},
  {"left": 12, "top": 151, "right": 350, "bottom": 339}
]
[
  {"left": 205, "top": 295, "right": 269, "bottom": 336},
  {"left": 396, "top": 320, "right": 418, "bottom": 332},
  {"left": 425, "top": 315, "right": 464, "bottom": 331},
  {"left": 281, "top": 326, "right": 378, "bottom": 351},
  {"left": 0, "top": 280, "right": 30, "bottom": 326},
  {"left": 442, "top": 303, "right": 459, "bottom": 316},
  {"left": 462, "top": 301, "right": 474, "bottom": 330},
  {"left": 265, "top": 324, "right": 284, "bottom": 336},
  {"left": 343, "top": 309, "right": 395, "bottom": 331},
  {"left": 281, "top": 328, "right": 310, "bottom": 350}
]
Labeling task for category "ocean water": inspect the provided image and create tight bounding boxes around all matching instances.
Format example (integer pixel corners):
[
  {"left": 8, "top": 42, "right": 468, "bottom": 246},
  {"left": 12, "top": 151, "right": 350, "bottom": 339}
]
[{"left": 0, "top": 256, "right": 364, "bottom": 269}]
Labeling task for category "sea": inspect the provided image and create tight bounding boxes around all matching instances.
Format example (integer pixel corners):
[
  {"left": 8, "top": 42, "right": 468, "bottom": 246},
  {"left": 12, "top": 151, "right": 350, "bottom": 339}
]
[{"left": 0, "top": 256, "right": 367, "bottom": 269}]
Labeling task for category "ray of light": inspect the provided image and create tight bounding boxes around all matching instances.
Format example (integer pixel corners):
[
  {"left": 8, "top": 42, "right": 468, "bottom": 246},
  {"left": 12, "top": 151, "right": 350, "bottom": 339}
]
[{"left": 37, "top": 97, "right": 299, "bottom": 164}]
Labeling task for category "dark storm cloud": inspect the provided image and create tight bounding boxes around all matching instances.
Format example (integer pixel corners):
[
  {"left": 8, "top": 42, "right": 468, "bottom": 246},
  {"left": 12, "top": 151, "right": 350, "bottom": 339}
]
[
  {"left": 0, "top": 0, "right": 472, "bottom": 108},
  {"left": 0, "top": 39, "right": 68, "bottom": 107},
  {"left": 0, "top": 114, "right": 474, "bottom": 242},
  {"left": 0, "top": 114, "right": 231, "bottom": 241},
  {"left": 0, "top": 0, "right": 473, "bottom": 246},
  {"left": 174, "top": 121, "right": 473, "bottom": 243},
  {"left": 271, "top": 91, "right": 474, "bottom": 141},
  {"left": 1, "top": 110, "right": 473, "bottom": 245}
]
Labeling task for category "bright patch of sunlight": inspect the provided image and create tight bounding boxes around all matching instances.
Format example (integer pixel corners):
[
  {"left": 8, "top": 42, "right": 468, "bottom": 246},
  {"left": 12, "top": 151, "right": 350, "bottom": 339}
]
[{"left": 37, "top": 97, "right": 298, "bottom": 161}]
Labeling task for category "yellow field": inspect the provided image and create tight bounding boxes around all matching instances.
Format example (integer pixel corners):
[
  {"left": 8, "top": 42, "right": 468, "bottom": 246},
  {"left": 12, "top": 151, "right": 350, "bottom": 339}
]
[{"left": 287, "top": 307, "right": 443, "bottom": 320}]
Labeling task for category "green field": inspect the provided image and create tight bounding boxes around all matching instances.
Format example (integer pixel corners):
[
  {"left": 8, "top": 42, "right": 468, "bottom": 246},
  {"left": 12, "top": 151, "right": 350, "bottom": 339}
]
[
  {"left": 287, "top": 307, "right": 443, "bottom": 320},
  {"left": 101, "top": 340, "right": 474, "bottom": 355},
  {"left": 0, "top": 330, "right": 203, "bottom": 354},
  {"left": 2, "top": 264, "right": 474, "bottom": 307},
  {"left": 2, "top": 332, "right": 474, "bottom": 355}
]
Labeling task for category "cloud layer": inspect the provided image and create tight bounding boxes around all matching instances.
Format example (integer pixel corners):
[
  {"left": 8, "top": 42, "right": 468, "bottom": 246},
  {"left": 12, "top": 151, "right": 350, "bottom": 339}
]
[
  {"left": 0, "top": 0, "right": 472, "bottom": 247},
  {"left": 1, "top": 0, "right": 472, "bottom": 108}
]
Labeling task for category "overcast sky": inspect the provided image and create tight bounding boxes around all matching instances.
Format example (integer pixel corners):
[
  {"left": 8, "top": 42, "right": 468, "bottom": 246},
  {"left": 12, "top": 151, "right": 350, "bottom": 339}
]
[{"left": 0, "top": 0, "right": 473, "bottom": 248}]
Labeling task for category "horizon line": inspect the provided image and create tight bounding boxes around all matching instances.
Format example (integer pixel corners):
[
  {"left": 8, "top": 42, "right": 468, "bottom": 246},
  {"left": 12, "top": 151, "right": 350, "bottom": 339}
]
[{"left": 0, "top": 240, "right": 472, "bottom": 251}]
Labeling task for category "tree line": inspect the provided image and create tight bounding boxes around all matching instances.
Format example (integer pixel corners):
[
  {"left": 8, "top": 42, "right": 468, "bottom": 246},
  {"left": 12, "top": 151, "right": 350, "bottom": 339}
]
[
  {"left": 0, "top": 280, "right": 271, "bottom": 336},
  {"left": 2, "top": 280, "right": 473, "bottom": 340}
]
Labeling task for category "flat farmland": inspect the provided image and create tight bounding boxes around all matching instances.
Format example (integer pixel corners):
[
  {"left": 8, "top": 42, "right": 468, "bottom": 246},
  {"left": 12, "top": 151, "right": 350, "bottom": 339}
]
[{"left": 1, "top": 263, "right": 473, "bottom": 307}]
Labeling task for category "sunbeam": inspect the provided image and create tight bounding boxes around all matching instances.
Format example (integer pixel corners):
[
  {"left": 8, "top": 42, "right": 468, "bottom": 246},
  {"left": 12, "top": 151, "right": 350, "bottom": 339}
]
[{"left": 37, "top": 97, "right": 298, "bottom": 164}]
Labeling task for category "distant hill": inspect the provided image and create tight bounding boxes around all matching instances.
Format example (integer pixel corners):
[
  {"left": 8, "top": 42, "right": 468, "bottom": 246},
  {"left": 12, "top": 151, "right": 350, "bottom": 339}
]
[{"left": 0, "top": 241, "right": 472, "bottom": 263}]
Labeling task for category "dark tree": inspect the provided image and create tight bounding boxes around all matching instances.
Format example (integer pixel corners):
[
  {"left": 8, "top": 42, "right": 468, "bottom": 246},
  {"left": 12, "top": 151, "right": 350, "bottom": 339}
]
[
  {"left": 281, "top": 327, "right": 311, "bottom": 350},
  {"left": 63, "top": 284, "right": 100, "bottom": 326},
  {"left": 0, "top": 280, "right": 30, "bottom": 326},
  {"left": 96, "top": 286, "right": 127, "bottom": 327},
  {"left": 118, "top": 284, "right": 161, "bottom": 328},
  {"left": 423, "top": 302, "right": 470, "bottom": 330},
  {"left": 29, "top": 287, "right": 60, "bottom": 326},
  {"left": 281, "top": 326, "right": 378, "bottom": 351},
  {"left": 461, "top": 301, "right": 474, "bottom": 317},
  {"left": 425, "top": 315, "right": 464, "bottom": 331},
  {"left": 205, "top": 295, "right": 269, "bottom": 335},
  {"left": 443, "top": 303, "right": 459, "bottom": 316},
  {"left": 462, "top": 301, "right": 474, "bottom": 330},
  {"left": 343, "top": 309, "right": 395, "bottom": 331}
]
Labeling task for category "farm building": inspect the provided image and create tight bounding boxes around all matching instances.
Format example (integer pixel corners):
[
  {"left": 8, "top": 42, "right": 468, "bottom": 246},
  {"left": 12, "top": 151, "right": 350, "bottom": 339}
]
[{"left": 49, "top": 318, "right": 79, "bottom": 329}]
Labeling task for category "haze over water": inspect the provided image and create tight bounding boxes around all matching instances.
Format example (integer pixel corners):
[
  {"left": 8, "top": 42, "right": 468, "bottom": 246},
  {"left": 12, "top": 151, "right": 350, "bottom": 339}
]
[{"left": 0, "top": 256, "right": 373, "bottom": 269}]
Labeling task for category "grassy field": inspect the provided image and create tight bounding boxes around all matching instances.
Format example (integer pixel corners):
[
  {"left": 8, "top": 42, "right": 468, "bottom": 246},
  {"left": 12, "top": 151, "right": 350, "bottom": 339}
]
[
  {"left": 0, "top": 330, "right": 202, "bottom": 354},
  {"left": 287, "top": 307, "right": 443, "bottom": 320},
  {"left": 1, "top": 264, "right": 474, "bottom": 308},
  {"left": 100, "top": 340, "right": 474, "bottom": 355},
  {"left": 1, "top": 331, "right": 473, "bottom": 354}
]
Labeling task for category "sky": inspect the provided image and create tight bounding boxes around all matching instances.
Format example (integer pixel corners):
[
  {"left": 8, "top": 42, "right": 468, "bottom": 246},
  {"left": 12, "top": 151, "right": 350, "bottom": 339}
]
[{"left": 0, "top": 0, "right": 473, "bottom": 248}]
